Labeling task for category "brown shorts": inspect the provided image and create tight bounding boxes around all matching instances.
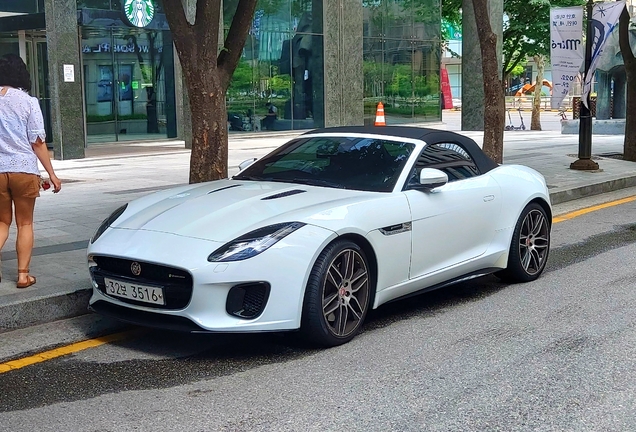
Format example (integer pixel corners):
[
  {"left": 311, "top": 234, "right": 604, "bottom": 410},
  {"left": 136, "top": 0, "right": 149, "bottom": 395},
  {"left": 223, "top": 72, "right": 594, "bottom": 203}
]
[{"left": 0, "top": 172, "right": 41, "bottom": 203}]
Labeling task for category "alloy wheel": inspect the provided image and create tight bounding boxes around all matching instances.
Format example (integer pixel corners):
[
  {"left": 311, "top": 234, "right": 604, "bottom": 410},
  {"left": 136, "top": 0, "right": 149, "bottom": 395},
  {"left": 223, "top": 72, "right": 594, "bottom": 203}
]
[
  {"left": 519, "top": 209, "right": 550, "bottom": 275},
  {"left": 321, "top": 249, "right": 370, "bottom": 338}
]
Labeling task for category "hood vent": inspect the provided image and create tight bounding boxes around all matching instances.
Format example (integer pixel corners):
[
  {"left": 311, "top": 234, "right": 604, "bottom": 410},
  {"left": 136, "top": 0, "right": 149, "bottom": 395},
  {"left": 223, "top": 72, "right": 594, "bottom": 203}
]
[
  {"left": 208, "top": 184, "right": 241, "bottom": 194},
  {"left": 261, "top": 189, "right": 306, "bottom": 200}
]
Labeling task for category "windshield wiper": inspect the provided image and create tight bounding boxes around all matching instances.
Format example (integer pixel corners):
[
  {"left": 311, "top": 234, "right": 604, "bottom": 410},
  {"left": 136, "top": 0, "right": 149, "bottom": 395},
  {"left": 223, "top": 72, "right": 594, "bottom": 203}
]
[
  {"left": 286, "top": 178, "right": 345, "bottom": 189},
  {"left": 235, "top": 175, "right": 344, "bottom": 189},
  {"left": 234, "top": 175, "right": 268, "bottom": 181}
]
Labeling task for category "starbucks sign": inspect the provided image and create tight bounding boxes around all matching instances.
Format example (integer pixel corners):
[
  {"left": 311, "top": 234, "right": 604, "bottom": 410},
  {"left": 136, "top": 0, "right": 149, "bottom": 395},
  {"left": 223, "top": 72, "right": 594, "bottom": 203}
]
[{"left": 123, "top": 0, "right": 155, "bottom": 28}]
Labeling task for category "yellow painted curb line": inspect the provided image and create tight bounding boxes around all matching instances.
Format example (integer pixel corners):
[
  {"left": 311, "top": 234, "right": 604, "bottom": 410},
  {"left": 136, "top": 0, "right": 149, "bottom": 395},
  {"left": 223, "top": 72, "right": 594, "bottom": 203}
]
[
  {"left": 0, "top": 330, "right": 134, "bottom": 374},
  {"left": 553, "top": 196, "right": 636, "bottom": 224}
]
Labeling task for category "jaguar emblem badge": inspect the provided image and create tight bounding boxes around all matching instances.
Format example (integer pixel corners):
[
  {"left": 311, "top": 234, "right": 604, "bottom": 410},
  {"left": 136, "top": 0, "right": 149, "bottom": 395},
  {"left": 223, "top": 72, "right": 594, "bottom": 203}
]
[{"left": 131, "top": 261, "right": 142, "bottom": 276}]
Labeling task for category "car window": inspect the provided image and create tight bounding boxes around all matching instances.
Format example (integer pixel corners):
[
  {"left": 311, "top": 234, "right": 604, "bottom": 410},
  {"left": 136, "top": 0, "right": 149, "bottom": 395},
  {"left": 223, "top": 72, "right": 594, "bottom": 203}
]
[
  {"left": 234, "top": 136, "right": 415, "bottom": 192},
  {"left": 413, "top": 142, "right": 481, "bottom": 182}
]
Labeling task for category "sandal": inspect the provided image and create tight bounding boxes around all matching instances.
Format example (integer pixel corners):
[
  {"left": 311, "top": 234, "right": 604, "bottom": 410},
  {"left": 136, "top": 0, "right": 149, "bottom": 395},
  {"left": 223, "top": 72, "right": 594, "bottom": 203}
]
[{"left": 17, "top": 269, "right": 36, "bottom": 289}]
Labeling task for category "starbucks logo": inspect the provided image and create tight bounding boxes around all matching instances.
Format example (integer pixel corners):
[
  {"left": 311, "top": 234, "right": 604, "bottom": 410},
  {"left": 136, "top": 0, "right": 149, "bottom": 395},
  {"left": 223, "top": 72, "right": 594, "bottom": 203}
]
[{"left": 124, "top": 0, "right": 155, "bottom": 28}]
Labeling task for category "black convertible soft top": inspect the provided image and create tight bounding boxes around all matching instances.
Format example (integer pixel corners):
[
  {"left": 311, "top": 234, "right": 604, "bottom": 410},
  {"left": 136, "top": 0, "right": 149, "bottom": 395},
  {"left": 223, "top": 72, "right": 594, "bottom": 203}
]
[{"left": 304, "top": 126, "right": 499, "bottom": 174}]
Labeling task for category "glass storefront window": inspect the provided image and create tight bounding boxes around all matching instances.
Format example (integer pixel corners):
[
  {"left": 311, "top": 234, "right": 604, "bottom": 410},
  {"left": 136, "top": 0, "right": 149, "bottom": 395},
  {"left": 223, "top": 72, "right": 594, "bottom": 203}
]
[
  {"left": 77, "top": 0, "right": 164, "bottom": 13},
  {"left": 225, "top": 0, "right": 324, "bottom": 133},
  {"left": 0, "top": 0, "right": 42, "bottom": 14},
  {"left": 77, "top": 0, "right": 112, "bottom": 9},
  {"left": 0, "top": 32, "right": 52, "bottom": 142},
  {"left": 81, "top": 26, "right": 177, "bottom": 143},
  {"left": 363, "top": 0, "right": 441, "bottom": 125}
]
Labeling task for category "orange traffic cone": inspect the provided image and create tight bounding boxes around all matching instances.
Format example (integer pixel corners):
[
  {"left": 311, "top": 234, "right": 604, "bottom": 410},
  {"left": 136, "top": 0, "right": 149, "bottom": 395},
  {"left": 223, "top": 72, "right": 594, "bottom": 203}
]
[{"left": 374, "top": 102, "right": 386, "bottom": 126}]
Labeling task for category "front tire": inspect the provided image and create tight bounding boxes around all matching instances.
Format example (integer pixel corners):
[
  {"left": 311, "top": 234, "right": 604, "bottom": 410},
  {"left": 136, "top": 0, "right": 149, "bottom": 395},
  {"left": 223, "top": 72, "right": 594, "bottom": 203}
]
[
  {"left": 300, "top": 240, "right": 372, "bottom": 347},
  {"left": 497, "top": 202, "right": 550, "bottom": 282}
]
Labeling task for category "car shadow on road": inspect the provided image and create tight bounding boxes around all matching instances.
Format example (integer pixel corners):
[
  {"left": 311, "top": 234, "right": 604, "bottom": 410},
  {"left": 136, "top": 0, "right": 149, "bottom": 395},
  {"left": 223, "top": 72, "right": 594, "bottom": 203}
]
[
  {"left": 362, "top": 275, "right": 507, "bottom": 334},
  {"left": 1, "top": 276, "right": 514, "bottom": 413}
]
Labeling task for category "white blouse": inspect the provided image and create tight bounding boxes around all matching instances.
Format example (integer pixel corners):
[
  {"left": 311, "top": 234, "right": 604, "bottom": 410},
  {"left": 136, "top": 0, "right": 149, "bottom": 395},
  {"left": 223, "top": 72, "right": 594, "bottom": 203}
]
[{"left": 0, "top": 87, "right": 46, "bottom": 175}]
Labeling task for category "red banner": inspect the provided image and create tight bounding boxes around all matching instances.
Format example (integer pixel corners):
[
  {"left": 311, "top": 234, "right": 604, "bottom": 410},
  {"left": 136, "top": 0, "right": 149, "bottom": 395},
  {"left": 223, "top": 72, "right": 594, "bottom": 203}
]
[{"left": 441, "top": 68, "right": 453, "bottom": 110}]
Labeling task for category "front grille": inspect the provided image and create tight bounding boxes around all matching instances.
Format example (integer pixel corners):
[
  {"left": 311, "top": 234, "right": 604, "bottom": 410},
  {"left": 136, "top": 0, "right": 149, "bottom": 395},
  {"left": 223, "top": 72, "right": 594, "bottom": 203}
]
[
  {"left": 91, "top": 255, "right": 193, "bottom": 310},
  {"left": 226, "top": 282, "right": 270, "bottom": 319}
]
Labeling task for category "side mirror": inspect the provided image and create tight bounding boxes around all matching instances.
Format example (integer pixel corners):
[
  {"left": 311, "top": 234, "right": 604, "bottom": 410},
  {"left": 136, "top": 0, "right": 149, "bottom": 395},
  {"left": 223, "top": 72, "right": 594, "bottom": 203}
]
[
  {"left": 238, "top": 158, "right": 258, "bottom": 171},
  {"left": 417, "top": 168, "right": 448, "bottom": 191}
]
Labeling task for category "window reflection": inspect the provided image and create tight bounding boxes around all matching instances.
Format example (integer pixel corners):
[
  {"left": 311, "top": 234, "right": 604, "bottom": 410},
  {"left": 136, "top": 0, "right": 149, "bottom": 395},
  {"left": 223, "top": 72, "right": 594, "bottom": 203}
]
[
  {"left": 0, "top": 0, "right": 41, "bottom": 13},
  {"left": 82, "top": 27, "right": 176, "bottom": 143},
  {"left": 225, "top": 0, "right": 324, "bottom": 133},
  {"left": 363, "top": 0, "right": 441, "bottom": 126}
]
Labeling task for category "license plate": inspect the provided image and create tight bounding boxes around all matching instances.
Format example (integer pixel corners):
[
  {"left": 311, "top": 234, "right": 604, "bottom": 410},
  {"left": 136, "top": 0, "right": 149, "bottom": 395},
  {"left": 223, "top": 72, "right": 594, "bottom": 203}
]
[{"left": 103, "top": 277, "right": 165, "bottom": 305}]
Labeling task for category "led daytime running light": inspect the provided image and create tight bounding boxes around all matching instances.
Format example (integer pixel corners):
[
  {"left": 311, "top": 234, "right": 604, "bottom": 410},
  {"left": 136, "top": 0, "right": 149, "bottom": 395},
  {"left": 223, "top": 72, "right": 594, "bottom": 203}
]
[{"left": 208, "top": 222, "right": 305, "bottom": 262}]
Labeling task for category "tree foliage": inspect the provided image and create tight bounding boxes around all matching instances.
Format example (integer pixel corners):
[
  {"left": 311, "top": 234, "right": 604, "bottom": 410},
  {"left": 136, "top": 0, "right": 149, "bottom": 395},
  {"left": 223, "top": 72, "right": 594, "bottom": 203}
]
[
  {"left": 441, "top": 0, "right": 586, "bottom": 78},
  {"left": 502, "top": 0, "right": 585, "bottom": 79},
  {"left": 441, "top": 0, "right": 462, "bottom": 33}
]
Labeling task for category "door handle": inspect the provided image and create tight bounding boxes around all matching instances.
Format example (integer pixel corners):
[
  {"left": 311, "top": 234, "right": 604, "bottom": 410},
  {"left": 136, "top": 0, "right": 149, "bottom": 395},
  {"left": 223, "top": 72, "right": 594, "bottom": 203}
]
[{"left": 483, "top": 195, "right": 495, "bottom": 202}]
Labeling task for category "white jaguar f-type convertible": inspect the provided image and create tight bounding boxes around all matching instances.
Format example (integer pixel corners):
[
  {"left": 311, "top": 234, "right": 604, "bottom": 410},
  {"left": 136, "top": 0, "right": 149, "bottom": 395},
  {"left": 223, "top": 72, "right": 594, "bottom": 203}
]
[{"left": 87, "top": 126, "right": 551, "bottom": 346}]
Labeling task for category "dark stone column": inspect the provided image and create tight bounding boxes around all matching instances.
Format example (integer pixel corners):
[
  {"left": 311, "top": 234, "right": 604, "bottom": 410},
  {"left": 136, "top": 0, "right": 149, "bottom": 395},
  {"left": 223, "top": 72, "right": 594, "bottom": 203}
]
[
  {"left": 323, "top": 0, "right": 363, "bottom": 126},
  {"left": 163, "top": 31, "right": 178, "bottom": 138},
  {"left": 175, "top": 0, "right": 196, "bottom": 149},
  {"left": 45, "top": 0, "right": 86, "bottom": 159},
  {"left": 461, "top": 0, "right": 503, "bottom": 131},
  {"left": 613, "top": 70, "right": 627, "bottom": 119},
  {"left": 595, "top": 71, "right": 611, "bottom": 120}
]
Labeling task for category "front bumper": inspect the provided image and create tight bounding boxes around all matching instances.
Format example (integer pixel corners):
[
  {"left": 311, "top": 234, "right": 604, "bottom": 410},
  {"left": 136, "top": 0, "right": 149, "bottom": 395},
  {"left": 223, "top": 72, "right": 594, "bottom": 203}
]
[{"left": 87, "top": 225, "right": 336, "bottom": 332}]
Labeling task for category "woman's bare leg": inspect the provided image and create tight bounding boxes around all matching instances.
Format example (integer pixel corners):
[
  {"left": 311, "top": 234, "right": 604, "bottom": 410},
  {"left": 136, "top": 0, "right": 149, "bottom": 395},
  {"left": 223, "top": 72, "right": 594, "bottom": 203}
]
[
  {"left": 0, "top": 175, "right": 12, "bottom": 252},
  {"left": 13, "top": 196, "right": 36, "bottom": 284}
]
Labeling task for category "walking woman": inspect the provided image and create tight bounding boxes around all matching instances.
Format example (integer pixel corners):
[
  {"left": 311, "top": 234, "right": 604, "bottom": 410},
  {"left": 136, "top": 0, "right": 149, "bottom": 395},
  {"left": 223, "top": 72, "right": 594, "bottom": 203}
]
[{"left": 0, "top": 54, "right": 61, "bottom": 288}]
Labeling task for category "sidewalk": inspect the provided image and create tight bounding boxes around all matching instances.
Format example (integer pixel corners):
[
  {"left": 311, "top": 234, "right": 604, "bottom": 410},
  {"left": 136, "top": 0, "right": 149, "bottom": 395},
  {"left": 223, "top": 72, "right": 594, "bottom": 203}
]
[{"left": 1, "top": 116, "right": 635, "bottom": 332}]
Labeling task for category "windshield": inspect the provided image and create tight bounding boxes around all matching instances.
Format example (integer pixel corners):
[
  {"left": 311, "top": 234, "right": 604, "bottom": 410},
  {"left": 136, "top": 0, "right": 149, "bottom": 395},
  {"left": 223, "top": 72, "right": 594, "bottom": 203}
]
[{"left": 234, "top": 136, "right": 415, "bottom": 192}]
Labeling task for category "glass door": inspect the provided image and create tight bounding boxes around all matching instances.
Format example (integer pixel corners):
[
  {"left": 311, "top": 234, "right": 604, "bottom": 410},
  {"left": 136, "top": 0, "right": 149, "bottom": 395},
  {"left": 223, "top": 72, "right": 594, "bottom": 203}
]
[
  {"left": 82, "top": 27, "right": 119, "bottom": 143},
  {"left": 0, "top": 31, "right": 52, "bottom": 143},
  {"left": 82, "top": 26, "right": 173, "bottom": 143},
  {"left": 31, "top": 35, "right": 53, "bottom": 142}
]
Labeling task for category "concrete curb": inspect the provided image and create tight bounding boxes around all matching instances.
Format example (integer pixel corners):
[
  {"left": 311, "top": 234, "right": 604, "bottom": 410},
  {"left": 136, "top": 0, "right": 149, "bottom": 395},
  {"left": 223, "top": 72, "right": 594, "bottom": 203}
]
[
  {"left": 0, "top": 289, "right": 91, "bottom": 333},
  {"left": 549, "top": 173, "right": 636, "bottom": 205}
]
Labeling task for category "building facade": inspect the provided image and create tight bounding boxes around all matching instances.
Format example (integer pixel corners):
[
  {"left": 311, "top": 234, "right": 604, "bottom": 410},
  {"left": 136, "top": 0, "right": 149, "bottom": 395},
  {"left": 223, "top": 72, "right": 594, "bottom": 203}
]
[{"left": 0, "top": 0, "right": 442, "bottom": 160}]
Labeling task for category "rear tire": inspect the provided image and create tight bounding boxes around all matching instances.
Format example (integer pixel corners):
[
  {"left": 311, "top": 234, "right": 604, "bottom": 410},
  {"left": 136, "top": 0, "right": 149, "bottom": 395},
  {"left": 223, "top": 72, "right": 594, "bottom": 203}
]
[
  {"left": 300, "top": 240, "right": 372, "bottom": 347},
  {"left": 497, "top": 202, "right": 550, "bottom": 283}
]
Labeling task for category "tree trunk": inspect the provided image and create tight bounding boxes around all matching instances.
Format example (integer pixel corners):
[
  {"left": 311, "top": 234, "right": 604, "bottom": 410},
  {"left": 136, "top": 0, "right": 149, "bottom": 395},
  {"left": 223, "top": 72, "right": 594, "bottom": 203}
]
[
  {"left": 531, "top": 55, "right": 545, "bottom": 131},
  {"left": 187, "top": 71, "right": 228, "bottom": 183},
  {"left": 163, "top": 0, "right": 258, "bottom": 183},
  {"left": 619, "top": 7, "right": 636, "bottom": 162},
  {"left": 471, "top": 0, "right": 505, "bottom": 164}
]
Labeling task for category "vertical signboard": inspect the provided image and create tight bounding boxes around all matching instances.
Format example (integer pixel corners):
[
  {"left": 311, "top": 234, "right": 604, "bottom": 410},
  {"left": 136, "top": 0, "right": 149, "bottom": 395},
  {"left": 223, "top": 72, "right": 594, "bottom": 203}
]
[
  {"left": 550, "top": 6, "right": 584, "bottom": 109},
  {"left": 581, "top": 1, "right": 626, "bottom": 108}
]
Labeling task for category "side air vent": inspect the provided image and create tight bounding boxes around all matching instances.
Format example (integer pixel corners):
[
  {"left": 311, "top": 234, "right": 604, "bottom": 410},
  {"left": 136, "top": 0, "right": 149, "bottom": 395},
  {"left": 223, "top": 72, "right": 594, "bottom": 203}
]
[
  {"left": 261, "top": 189, "right": 306, "bottom": 200},
  {"left": 226, "top": 282, "right": 270, "bottom": 319},
  {"left": 208, "top": 184, "right": 241, "bottom": 194}
]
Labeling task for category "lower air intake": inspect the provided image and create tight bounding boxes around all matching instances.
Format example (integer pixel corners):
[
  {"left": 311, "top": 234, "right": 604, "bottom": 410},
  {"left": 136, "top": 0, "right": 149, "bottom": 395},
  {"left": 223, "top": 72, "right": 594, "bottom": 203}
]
[{"left": 226, "top": 282, "right": 270, "bottom": 319}]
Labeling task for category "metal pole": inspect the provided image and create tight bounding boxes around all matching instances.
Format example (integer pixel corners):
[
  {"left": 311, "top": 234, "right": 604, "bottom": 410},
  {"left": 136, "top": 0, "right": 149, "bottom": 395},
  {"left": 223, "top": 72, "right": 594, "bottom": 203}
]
[{"left": 571, "top": 0, "right": 599, "bottom": 170}]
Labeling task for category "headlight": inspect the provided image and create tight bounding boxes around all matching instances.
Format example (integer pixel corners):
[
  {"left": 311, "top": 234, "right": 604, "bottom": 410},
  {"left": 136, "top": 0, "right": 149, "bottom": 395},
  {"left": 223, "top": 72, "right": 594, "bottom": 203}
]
[
  {"left": 91, "top": 204, "right": 128, "bottom": 244},
  {"left": 208, "top": 222, "right": 305, "bottom": 262}
]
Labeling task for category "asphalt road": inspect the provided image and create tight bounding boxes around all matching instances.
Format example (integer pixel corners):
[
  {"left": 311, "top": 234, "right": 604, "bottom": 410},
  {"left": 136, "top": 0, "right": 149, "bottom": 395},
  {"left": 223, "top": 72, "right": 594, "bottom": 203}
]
[{"left": 1, "top": 191, "right": 635, "bottom": 431}]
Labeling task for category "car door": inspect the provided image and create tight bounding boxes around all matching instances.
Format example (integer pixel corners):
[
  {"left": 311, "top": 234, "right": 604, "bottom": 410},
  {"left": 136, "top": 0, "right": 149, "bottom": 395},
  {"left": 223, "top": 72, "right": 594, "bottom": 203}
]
[{"left": 405, "top": 142, "right": 502, "bottom": 279}]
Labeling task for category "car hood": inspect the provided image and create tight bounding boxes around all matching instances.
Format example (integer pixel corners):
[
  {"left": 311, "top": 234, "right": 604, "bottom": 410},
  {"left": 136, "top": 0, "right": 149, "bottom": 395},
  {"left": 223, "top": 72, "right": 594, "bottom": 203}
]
[{"left": 113, "top": 180, "right": 378, "bottom": 242}]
